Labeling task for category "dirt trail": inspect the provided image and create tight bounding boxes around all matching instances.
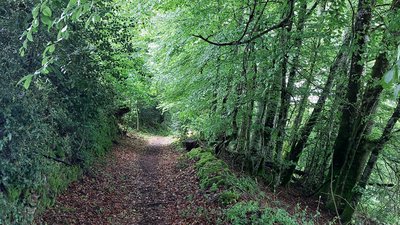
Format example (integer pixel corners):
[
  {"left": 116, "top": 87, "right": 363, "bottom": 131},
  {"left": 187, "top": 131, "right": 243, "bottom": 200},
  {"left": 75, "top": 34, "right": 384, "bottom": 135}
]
[
  {"left": 37, "top": 134, "right": 209, "bottom": 225},
  {"left": 136, "top": 136, "right": 173, "bottom": 224}
]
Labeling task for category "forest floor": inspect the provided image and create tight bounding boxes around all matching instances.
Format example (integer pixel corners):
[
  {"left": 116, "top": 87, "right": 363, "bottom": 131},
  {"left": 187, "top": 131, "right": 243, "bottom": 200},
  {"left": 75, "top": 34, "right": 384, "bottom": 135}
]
[
  {"left": 36, "top": 133, "right": 335, "bottom": 225},
  {"left": 37, "top": 133, "right": 222, "bottom": 225}
]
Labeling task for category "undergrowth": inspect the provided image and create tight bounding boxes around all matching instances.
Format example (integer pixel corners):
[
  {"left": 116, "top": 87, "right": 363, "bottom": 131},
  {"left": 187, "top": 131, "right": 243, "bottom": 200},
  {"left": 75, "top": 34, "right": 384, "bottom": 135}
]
[{"left": 186, "top": 148, "right": 317, "bottom": 225}]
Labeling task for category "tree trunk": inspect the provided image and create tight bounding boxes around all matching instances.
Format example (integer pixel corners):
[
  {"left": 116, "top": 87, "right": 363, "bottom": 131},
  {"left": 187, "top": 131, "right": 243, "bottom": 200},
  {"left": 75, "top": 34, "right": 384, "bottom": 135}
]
[
  {"left": 341, "top": 98, "right": 400, "bottom": 223},
  {"left": 272, "top": 0, "right": 299, "bottom": 188},
  {"left": 334, "top": 1, "right": 399, "bottom": 220},
  {"left": 281, "top": 35, "right": 350, "bottom": 186},
  {"left": 327, "top": 0, "right": 374, "bottom": 211}
]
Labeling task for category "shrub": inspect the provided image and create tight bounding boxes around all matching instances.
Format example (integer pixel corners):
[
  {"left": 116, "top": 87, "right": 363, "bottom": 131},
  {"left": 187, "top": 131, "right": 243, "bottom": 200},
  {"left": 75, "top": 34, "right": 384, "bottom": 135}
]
[{"left": 0, "top": 1, "right": 120, "bottom": 223}]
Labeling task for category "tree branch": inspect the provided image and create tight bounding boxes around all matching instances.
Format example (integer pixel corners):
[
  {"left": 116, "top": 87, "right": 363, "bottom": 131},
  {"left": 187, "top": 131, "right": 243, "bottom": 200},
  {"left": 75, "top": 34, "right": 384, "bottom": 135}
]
[
  {"left": 193, "top": 0, "right": 294, "bottom": 46},
  {"left": 40, "top": 153, "right": 73, "bottom": 166},
  {"left": 305, "top": 0, "right": 320, "bottom": 17}
]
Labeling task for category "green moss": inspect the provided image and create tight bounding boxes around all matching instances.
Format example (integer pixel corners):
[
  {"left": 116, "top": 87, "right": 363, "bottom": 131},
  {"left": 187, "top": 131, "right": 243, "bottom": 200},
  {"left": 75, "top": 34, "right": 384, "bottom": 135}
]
[
  {"left": 226, "top": 201, "right": 299, "bottom": 225},
  {"left": 226, "top": 201, "right": 261, "bottom": 225},
  {"left": 187, "top": 147, "right": 206, "bottom": 160},
  {"left": 219, "top": 190, "right": 240, "bottom": 205},
  {"left": 6, "top": 186, "right": 21, "bottom": 203},
  {"left": 187, "top": 148, "right": 232, "bottom": 190},
  {"left": 187, "top": 147, "right": 314, "bottom": 224}
]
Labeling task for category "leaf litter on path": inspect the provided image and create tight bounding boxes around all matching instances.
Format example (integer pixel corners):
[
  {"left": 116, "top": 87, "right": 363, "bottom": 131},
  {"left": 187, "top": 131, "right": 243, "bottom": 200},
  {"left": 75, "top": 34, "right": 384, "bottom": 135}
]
[{"left": 36, "top": 134, "right": 222, "bottom": 225}]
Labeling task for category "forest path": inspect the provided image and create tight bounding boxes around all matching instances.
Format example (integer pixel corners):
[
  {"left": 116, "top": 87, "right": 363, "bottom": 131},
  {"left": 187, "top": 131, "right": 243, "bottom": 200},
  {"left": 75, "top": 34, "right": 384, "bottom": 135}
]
[{"left": 37, "top": 133, "right": 204, "bottom": 225}]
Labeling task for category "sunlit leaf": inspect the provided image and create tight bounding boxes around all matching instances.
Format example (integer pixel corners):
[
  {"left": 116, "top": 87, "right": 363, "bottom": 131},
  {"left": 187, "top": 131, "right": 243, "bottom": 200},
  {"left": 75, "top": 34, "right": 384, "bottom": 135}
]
[
  {"left": 72, "top": 8, "right": 82, "bottom": 21},
  {"left": 17, "top": 75, "right": 34, "bottom": 90},
  {"left": 42, "top": 6, "right": 52, "bottom": 17},
  {"left": 67, "top": 0, "right": 78, "bottom": 8},
  {"left": 26, "top": 32, "right": 33, "bottom": 42},
  {"left": 48, "top": 44, "right": 55, "bottom": 53},
  {"left": 397, "top": 45, "right": 400, "bottom": 61},
  {"left": 42, "top": 57, "right": 48, "bottom": 66},
  {"left": 32, "top": 19, "right": 39, "bottom": 28},
  {"left": 384, "top": 69, "right": 394, "bottom": 84},
  {"left": 394, "top": 85, "right": 400, "bottom": 98},
  {"left": 19, "top": 47, "right": 25, "bottom": 57},
  {"left": 32, "top": 5, "right": 40, "bottom": 18},
  {"left": 61, "top": 25, "right": 68, "bottom": 33}
]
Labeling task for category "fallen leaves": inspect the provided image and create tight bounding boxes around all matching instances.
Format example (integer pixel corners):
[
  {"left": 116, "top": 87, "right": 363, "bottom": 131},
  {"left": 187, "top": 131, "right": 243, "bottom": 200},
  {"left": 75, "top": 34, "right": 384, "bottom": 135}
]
[{"left": 35, "top": 134, "right": 224, "bottom": 225}]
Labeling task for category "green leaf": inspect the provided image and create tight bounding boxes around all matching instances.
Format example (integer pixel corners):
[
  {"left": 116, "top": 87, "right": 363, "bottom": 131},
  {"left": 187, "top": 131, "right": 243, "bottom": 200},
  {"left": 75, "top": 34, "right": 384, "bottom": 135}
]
[
  {"left": 64, "top": 31, "right": 70, "bottom": 39},
  {"left": 41, "top": 66, "right": 50, "bottom": 75},
  {"left": 85, "top": 16, "right": 92, "bottom": 29},
  {"left": 42, "top": 57, "right": 49, "bottom": 66},
  {"left": 71, "top": 8, "right": 82, "bottom": 21},
  {"left": 48, "top": 44, "right": 55, "bottom": 53},
  {"left": 57, "top": 31, "right": 63, "bottom": 41},
  {"left": 55, "top": 20, "right": 65, "bottom": 30},
  {"left": 19, "top": 47, "right": 25, "bottom": 57},
  {"left": 82, "top": 3, "right": 91, "bottom": 13},
  {"left": 41, "top": 16, "right": 53, "bottom": 27},
  {"left": 61, "top": 25, "right": 68, "bottom": 33},
  {"left": 32, "top": 5, "right": 40, "bottom": 18},
  {"left": 397, "top": 45, "right": 400, "bottom": 61},
  {"left": 384, "top": 69, "right": 394, "bottom": 84},
  {"left": 93, "top": 14, "right": 101, "bottom": 23},
  {"left": 32, "top": 19, "right": 39, "bottom": 28},
  {"left": 17, "top": 75, "right": 34, "bottom": 90},
  {"left": 67, "top": 0, "right": 78, "bottom": 8},
  {"left": 42, "top": 5, "right": 52, "bottom": 17},
  {"left": 395, "top": 85, "right": 400, "bottom": 98},
  {"left": 26, "top": 32, "right": 33, "bottom": 42},
  {"left": 23, "top": 75, "right": 33, "bottom": 89}
]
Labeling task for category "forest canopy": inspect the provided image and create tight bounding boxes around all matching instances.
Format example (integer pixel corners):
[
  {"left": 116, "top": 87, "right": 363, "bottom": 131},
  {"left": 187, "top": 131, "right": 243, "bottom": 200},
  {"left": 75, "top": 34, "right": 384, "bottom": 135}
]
[
  {"left": 146, "top": 0, "right": 400, "bottom": 223},
  {"left": 1, "top": 0, "right": 400, "bottom": 224}
]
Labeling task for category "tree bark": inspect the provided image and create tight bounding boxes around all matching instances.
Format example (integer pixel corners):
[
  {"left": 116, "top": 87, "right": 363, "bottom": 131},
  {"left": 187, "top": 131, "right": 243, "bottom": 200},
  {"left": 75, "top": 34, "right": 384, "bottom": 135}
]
[
  {"left": 327, "top": 0, "right": 375, "bottom": 210},
  {"left": 334, "top": 1, "right": 400, "bottom": 221},
  {"left": 341, "top": 98, "right": 400, "bottom": 223},
  {"left": 280, "top": 35, "right": 350, "bottom": 185}
]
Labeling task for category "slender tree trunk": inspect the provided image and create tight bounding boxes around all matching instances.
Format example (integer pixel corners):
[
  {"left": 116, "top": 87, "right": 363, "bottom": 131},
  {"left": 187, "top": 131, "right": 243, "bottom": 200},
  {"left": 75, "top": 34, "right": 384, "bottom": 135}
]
[
  {"left": 263, "top": 71, "right": 280, "bottom": 160},
  {"left": 289, "top": 37, "right": 321, "bottom": 146},
  {"left": 236, "top": 44, "right": 253, "bottom": 156},
  {"left": 274, "top": 0, "right": 308, "bottom": 187},
  {"left": 136, "top": 101, "right": 140, "bottom": 131},
  {"left": 290, "top": 81, "right": 311, "bottom": 145},
  {"left": 250, "top": 96, "right": 266, "bottom": 153},
  {"left": 280, "top": 35, "right": 350, "bottom": 185},
  {"left": 271, "top": 11, "right": 296, "bottom": 189}
]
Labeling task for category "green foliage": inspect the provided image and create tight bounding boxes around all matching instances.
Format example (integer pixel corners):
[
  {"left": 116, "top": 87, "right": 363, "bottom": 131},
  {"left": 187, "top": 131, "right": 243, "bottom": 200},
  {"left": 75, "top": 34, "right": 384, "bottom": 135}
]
[
  {"left": 219, "top": 190, "right": 240, "bottom": 205},
  {"left": 226, "top": 201, "right": 261, "bottom": 225},
  {"left": 226, "top": 201, "right": 314, "bottom": 225},
  {"left": 144, "top": 0, "right": 400, "bottom": 223},
  {"left": 2, "top": 0, "right": 400, "bottom": 223},
  {"left": 187, "top": 147, "right": 313, "bottom": 223},
  {"left": 0, "top": 0, "right": 154, "bottom": 223}
]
